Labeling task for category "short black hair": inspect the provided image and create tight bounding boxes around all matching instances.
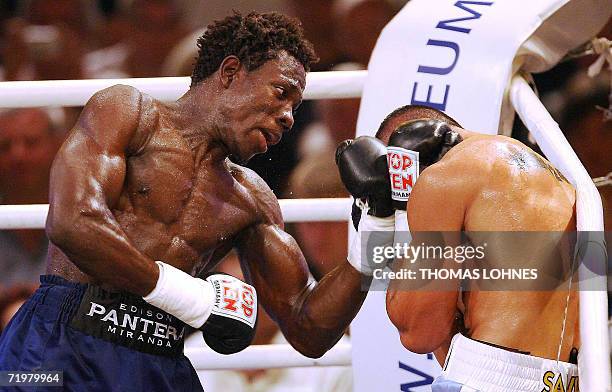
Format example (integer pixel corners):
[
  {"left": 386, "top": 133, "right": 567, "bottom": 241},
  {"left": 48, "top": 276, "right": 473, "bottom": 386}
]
[
  {"left": 375, "top": 105, "right": 461, "bottom": 143},
  {"left": 191, "top": 11, "right": 318, "bottom": 86}
]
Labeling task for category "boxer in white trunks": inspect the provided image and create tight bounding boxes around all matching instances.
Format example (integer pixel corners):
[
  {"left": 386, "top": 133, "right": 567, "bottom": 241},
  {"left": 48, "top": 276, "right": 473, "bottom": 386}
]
[{"left": 336, "top": 104, "right": 580, "bottom": 392}]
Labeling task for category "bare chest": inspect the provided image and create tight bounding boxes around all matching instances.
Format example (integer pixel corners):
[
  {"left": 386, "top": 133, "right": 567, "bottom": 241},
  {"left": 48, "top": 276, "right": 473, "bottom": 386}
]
[{"left": 115, "top": 134, "right": 257, "bottom": 265}]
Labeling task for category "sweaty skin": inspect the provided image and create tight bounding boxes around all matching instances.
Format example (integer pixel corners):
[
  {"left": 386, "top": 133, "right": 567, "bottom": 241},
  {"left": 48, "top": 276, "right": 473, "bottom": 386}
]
[
  {"left": 46, "top": 52, "right": 366, "bottom": 358},
  {"left": 386, "top": 128, "right": 579, "bottom": 363}
]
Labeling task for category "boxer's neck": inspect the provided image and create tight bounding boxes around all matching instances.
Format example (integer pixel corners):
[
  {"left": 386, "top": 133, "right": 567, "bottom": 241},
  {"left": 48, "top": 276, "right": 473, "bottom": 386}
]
[{"left": 171, "top": 83, "right": 231, "bottom": 164}]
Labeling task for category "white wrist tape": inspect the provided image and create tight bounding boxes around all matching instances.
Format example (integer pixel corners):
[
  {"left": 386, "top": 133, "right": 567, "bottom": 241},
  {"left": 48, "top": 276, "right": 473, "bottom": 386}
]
[
  {"left": 393, "top": 210, "right": 412, "bottom": 249},
  {"left": 348, "top": 211, "right": 395, "bottom": 275},
  {"left": 394, "top": 210, "right": 408, "bottom": 232},
  {"left": 143, "top": 261, "right": 215, "bottom": 328}
]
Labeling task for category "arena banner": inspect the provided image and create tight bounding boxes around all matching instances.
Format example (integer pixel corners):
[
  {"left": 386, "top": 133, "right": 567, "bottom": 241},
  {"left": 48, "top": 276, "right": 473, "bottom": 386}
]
[
  {"left": 350, "top": 0, "right": 573, "bottom": 391},
  {"left": 355, "top": 0, "right": 572, "bottom": 139}
]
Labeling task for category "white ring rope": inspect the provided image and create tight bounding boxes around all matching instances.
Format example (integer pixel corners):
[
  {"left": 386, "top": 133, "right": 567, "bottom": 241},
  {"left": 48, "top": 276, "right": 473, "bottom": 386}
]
[
  {"left": 0, "top": 198, "right": 352, "bottom": 229},
  {"left": 186, "top": 343, "right": 351, "bottom": 370},
  {"left": 0, "top": 71, "right": 367, "bottom": 108},
  {"left": 510, "top": 75, "right": 609, "bottom": 392}
]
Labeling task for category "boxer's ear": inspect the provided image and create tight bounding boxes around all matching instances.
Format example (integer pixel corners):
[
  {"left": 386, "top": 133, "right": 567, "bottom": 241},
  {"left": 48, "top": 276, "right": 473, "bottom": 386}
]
[
  {"left": 443, "top": 129, "right": 463, "bottom": 146},
  {"left": 219, "top": 56, "right": 242, "bottom": 88}
]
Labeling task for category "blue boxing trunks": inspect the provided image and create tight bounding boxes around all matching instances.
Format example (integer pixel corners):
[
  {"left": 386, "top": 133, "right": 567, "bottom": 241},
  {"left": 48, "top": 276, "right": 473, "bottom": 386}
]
[
  {"left": 0, "top": 275, "right": 203, "bottom": 391},
  {"left": 432, "top": 334, "right": 579, "bottom": 392}
]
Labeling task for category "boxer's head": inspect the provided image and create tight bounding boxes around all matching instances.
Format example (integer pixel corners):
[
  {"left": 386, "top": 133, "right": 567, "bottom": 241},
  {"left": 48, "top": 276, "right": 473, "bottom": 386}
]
[
  {"left": 375, "top": 105, "right": 462, "bottom": 145},
  {"left": 191, "top": 12, "right": 318, "bottom": 163}
]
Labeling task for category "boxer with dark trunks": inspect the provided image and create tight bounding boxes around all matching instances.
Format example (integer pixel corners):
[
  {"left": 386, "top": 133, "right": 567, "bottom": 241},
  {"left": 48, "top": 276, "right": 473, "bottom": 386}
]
[
  {"left": 336, "top": 105, "right": 580, "bottom": 392},
  {"left": 0, "top": 12, "right": 369, "bottom": 391}
]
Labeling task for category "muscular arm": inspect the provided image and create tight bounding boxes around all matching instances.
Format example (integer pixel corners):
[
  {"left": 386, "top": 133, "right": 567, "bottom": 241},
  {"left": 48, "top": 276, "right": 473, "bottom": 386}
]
[
  {"left": 46, "top": 85, "right": 158, "bottom": 296},
  {"left": 235, "top": 182, "right": 367, "bottom": 358},
  {"left": 386, "top": 162, "right": 469, "bottom": 355}
]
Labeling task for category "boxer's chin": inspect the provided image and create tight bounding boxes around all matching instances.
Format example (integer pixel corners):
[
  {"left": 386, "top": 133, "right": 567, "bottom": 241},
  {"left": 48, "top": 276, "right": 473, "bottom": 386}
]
[
  {"left": 228, "top": 149, "right": 255, "bottom": 165},
  {"left": 228, "top": 153, "right": 247, "bottom": 165}
]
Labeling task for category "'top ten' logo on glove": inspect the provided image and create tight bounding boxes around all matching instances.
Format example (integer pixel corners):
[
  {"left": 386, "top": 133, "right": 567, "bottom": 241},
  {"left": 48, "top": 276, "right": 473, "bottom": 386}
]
[
  {"left": 201, "top": 274, "right": 258, "bottom": 355},
  {"left": 387, "top": 146, "right": 419, "bottom": 202},
  {"left": 210, "top": 277, "right": 257, "bottom": 328}
]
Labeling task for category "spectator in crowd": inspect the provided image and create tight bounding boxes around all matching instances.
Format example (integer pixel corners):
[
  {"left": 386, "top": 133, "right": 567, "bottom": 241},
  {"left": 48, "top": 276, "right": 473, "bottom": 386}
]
[
  {"left": 87, "top": 0, "right": 190, "bottom": 78},
  {"left": 170, "top": 0, "right": 290, "bottom": 33},
  {"left": 161, "top": 28, "right": 206, "bottom": 77},
  {"left": 0, "top": 108, "right": 67, "bottom": 286},
  {"left": 287, "top": 0, "right": 346, "bottom": 71},
  {"left": 334, "top": 0, "right": 398, "bottom": 66},
  {"left": 0, "top": 0, "right": 99, "bottom": 80},
  {"left": 0, "top": 284, "right": 37, "bottom": 334}
]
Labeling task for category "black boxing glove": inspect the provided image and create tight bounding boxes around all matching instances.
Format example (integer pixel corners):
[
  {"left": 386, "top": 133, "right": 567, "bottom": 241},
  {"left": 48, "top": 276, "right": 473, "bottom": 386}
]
[
  {"left": 387, "top": 119, "right": 462, "bottom": 210},
  {"left": 143, "top": 263, "right": 257, "bottom": 354},
  {"left": 388, "top": 119, "right": 462, "bottom": 168},
  {"left": 336, "top": 136, "right": 393, "bottom": 219},
  {"left": 336, "top": 136, "right": 396, "bottom": 275},
  {"left": 199, "top": 273, "right": 258, "bottom": 354}
]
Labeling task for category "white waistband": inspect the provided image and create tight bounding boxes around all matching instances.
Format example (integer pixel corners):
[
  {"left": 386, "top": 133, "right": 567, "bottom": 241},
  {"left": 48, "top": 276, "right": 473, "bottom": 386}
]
[{"left": 442, "top": 334, "right": 579, "bottom": 392}]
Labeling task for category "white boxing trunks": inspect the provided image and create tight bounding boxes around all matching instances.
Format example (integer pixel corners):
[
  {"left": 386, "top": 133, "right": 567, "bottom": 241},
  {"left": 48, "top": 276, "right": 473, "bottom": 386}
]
[{"left": 432, "top": 334, "right": 578, "bottom": 392}]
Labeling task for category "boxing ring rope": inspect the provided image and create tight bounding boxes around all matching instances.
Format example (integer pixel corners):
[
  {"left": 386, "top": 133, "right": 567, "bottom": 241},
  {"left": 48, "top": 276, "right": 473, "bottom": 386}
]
[
  {"left": 0, "top": 198, "right": 352, "bottom": 229},
  {"left": 0, "top": 72, "right": 609, "bottom": 385},
  {"left": 0, "top": 71, "right": 367, "bottom": 107},
  {"left": 186, "top": 343, "right": 352, "bottom": 370},
  {"left": 510, "top": 75, "right": 610, "bottom": 391}
]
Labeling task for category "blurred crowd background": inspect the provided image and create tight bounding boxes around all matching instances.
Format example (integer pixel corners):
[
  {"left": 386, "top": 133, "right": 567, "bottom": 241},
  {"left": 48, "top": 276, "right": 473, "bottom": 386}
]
[{"left": 0, "top": 1, "right": 609, "bottom": 390}]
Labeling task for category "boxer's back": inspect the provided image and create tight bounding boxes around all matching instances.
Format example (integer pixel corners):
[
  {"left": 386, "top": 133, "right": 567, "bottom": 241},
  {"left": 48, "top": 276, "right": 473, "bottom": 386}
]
[
  {"left": 438, "top": 135, "right": 578, "bottom": 360},
  {"left": 445, "top": 135, "right": 576, "bottom": 232}
]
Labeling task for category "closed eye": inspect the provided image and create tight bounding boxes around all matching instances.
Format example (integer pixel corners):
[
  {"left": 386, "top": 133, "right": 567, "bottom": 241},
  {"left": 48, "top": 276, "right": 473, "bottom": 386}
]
[
  {"left": 274, "top": 82, "right": 302, "bottom": 114},
  {"left": 275, "top": 86, "right": 287, "bottom": 98}
]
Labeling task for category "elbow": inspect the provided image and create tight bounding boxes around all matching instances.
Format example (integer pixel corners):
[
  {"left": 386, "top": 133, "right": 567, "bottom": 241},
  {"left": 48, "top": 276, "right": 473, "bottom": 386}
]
[
  {"left": 288, "top": 335, "right": 328, "bottom": 359},
  {"left": 390, "top": 313, "right": 453, "bottom": 354},
  {"left": 392, "top": 314, "right": 453, "bottom": 354},
  {"left": 46, "top": 204, "right": 99, "bottom": 249},
  {"left": 297, "top": 346, "right": 327, "bottom": 359},
  {"left": 398, "top": 328, "right": 448, "bottom": 354},
  {"left": 386, "top": 291, "right": 454, "bottom": 354},
  {"left": 46, "top": 210, "right": 77, "bottom": 248},
  {"left": 285, "top": 323, "right": 338, "bottom": 359},
  {"left": 387, "top": 301, "right": 451, "bottom": 354}
]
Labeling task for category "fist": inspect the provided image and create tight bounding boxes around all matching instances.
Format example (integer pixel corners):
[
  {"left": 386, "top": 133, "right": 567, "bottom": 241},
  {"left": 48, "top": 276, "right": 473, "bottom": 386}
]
[
  {"left": 200, "top": 273, "right": 258, "bottom": 355},
  {"left": 387, "top": 119, "right": 462, "bottom": 209},
  {"left": 336, "top": 136, "right": 393, "bottom": 218}
]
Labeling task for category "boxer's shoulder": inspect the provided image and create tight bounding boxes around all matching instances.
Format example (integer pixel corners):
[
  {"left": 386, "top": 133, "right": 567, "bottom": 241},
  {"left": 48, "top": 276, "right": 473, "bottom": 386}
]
[
  {"left": 442, "top": 134, "right": 512, "bottom": 164},
  {"left": 228, "top": 162, "right": 283, "bottom": 227},
  {"left": 78, "top": 85, "right": 155, "bottom": 153},
  {"left": 408, "top": 155, "right": 480, "bottom": 229},
  {"left": 80, "top": 87, "right": 140, "bottom": 136},
  {"left": 467, "top": 135, "right": 572, "bottom": 188},
  {"left": 408, "top": 137, "right": 500, "bottom": 224},
  {"left": 419, "top": 137, "right": 492, "bottom": 189},
  {"left": 437, "top": 134, "right": 559, "bottom": 181},
  {"left": 86, "top": 84, "right": 143, "bottom": 115}
]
